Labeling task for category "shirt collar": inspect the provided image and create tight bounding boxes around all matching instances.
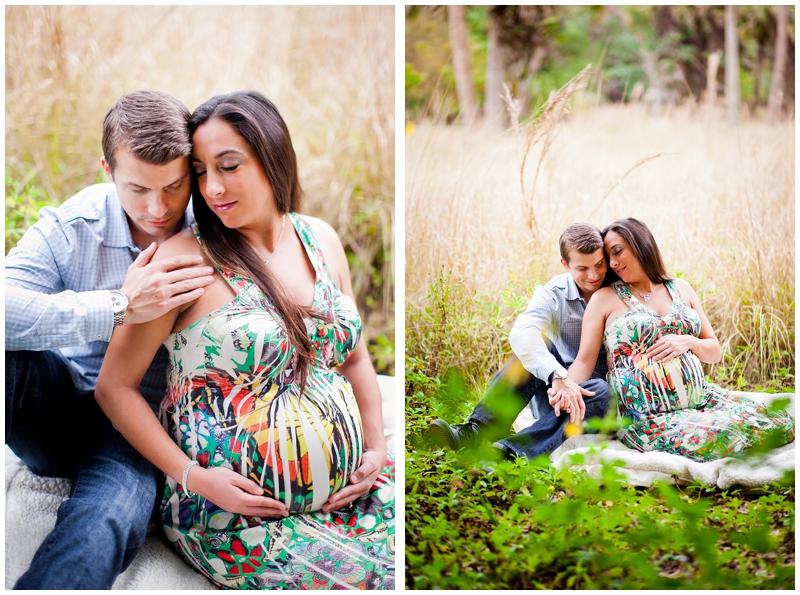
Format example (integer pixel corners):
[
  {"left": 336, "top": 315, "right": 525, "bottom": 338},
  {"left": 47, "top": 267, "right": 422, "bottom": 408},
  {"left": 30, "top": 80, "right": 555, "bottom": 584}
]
[
  {"left": 102, "top": 187, "right": 137, "bottom": 249},
  {"left": 564, "top": 273, "right": 583, "bottom": 302}
]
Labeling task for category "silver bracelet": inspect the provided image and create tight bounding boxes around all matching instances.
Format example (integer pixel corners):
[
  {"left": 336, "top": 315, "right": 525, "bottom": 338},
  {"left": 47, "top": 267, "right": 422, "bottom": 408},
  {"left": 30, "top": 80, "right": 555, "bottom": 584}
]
[{"left": 182, "top": 460, "right": 199, "bottom": 497}]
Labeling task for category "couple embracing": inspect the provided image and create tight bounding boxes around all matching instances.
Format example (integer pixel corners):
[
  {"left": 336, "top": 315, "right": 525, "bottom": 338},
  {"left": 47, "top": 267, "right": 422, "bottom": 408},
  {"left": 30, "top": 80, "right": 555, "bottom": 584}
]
[
  {"left": 431, "top": 221, "right": 794, "bottom": 464},
  {"left": 7, "top": 90, "right": 394, "bottom": 589}
]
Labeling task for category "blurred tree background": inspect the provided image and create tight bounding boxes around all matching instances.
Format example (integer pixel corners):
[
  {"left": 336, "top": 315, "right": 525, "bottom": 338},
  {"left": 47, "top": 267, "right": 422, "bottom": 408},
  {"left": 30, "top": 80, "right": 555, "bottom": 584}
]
[
  {"left": 6, "top": 5, "right": 395, "bottom": 374},
  {"left": 406, "top": 5, "right": 794, "bottom": 125}
]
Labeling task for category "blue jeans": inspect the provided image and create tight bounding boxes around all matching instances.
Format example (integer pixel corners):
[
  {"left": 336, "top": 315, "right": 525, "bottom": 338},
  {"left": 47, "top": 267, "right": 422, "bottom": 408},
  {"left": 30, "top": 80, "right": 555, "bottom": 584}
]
[
  {"left": 6, "top": 350, "right": 159, "bottom": 589},
  {"left": 469, "top": 349, "right": 611, "bottom": 460}
]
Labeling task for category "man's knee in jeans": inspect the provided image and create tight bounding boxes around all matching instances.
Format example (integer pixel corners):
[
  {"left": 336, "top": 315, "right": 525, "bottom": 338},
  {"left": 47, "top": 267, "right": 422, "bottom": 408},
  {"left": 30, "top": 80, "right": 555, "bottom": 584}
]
[
  {"left": 580, "top": 378, "right": 611, "bottom": 418},
  {"left": 64, "top": 459, "right": 158, "bottom": 572}
]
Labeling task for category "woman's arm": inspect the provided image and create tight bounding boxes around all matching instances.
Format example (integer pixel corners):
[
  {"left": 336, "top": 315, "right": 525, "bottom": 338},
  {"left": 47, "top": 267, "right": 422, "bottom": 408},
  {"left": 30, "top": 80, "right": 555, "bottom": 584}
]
[
  {"left": 95, "top": 236, "right": 288, "bottom": 518},
  {"left": 646, "top": 278, "right": 722, "bottom": 364},
  {"left": 308, "top": 218, "right": 386, "bottom": 513}
]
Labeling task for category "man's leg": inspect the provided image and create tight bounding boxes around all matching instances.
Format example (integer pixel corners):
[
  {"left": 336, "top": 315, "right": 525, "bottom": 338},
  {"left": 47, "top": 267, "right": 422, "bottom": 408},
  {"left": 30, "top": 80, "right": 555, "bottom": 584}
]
[
  {"left": 6, "top": 350, "right": 99, "bottom": 477},
  {"left": 467, "top": 355, "right": 546, "bottom": 443},
  {"left": 7, "top": 351, "right": 159, "bottom": 589},
  {"left": 498, "top": 378, "right": 611, "bottom": 459},
  {"left": 14, "top": 424, "right": 159, "bottom": 589},
  {"left": 429, "top": 354, "right": 545, "bottom": 450}
]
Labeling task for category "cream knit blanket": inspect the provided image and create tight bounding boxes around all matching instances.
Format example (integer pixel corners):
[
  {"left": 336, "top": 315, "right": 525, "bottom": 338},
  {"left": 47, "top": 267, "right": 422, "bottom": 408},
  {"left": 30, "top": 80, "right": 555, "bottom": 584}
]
[{"left": 513, "top": 391, "right": 795, "bottom": 489}]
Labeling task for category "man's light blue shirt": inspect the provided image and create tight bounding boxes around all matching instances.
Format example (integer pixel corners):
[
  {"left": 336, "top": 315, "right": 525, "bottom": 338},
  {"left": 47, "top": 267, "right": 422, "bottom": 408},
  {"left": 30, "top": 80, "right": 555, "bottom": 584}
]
[
  {"left": 5, "top": 182, "right": 194, "bottom": 407},
  {"left": 508, "top": 272, "right": 608, "bottom": 383}
]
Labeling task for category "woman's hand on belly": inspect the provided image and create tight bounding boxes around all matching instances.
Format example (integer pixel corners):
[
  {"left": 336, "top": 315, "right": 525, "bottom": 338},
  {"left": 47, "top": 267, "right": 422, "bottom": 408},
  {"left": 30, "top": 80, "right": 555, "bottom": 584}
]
[
  {"left": 190, "top": 466, "right": 289, "bottom": 518},
  {"left": 321, "top": 446, "right": 387, "bottom": 513},
  {"left": 645, "top": 334, "right": 696, "bottom": 363}
]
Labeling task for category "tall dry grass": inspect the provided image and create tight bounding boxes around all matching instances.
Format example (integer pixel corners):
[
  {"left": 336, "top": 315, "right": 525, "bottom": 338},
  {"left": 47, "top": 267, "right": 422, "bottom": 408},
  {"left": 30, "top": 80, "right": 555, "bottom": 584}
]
[
  {"left": 5, "top": 6, "right": 395, "bottom": 364},
  {"left": 406, "top": 99, "right": 794, "bottom": 390}
]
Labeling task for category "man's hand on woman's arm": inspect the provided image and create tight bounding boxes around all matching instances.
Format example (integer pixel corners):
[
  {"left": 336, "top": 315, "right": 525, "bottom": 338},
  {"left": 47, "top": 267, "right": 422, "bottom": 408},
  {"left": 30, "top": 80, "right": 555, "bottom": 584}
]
[{"left": 120, "top": 242, "right": 215, "bottom": 324}]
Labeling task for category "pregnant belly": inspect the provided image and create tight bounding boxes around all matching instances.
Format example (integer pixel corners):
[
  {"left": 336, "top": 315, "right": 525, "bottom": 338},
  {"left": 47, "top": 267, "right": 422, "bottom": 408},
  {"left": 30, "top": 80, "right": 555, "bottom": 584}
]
[
  {"left": 610, "top": 349, "right": 706, "bottom": 416},
  {"left": 170, "top": 375, "right": 364, "bottom": 515}
]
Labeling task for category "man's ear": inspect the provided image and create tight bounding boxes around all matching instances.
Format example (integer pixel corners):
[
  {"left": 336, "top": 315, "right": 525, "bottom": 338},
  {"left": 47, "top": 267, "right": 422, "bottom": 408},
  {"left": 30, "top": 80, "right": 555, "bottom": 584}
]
[
  {"left": 560, "top": 258, "right": 570, "bottom": 271},
  {"left": 100, "top": 156, "right": 113, "bottom": 181}
]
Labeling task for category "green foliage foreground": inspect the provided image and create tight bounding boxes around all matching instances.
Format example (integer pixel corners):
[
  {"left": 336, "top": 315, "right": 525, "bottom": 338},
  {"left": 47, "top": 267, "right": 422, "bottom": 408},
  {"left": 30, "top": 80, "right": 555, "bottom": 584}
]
[
  {"left": 407, "top": 267, "right": 794, "bottom": 588},
  {"left": 406, "top": 369, "right": 795, "bottom": 590}
]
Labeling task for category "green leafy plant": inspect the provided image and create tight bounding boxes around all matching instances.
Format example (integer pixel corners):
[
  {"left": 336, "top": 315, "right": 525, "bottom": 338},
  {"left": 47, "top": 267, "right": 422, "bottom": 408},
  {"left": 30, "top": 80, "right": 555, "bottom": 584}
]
[
  {"left": 407, "top": 380, "right": 795, "bottom": 589},
  {"left": 6, "top": 169, "right": 51, "bottom": 253}
]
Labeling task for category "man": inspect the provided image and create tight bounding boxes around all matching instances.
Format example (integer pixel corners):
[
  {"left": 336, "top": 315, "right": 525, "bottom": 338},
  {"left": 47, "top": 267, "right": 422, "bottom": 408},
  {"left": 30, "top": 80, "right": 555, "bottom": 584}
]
[
  {"left": 5, "top": 91, "right": 215, "bottom": 589},
  {"left": 429, "top": 222, "right": 612, "bottom": 461}
]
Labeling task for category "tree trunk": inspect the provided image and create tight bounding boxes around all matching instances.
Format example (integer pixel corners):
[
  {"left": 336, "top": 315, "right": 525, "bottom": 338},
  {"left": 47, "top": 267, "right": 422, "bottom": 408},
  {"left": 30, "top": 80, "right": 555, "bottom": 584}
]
[
  {"left": 705, "top": 50, "right": 722, "bottom": 108},
  {"left": 767, "top": 5, "right": 788, "bottom": 123},
  {"left": 447, "top": 5, "right": 478, "bottom": 124},
  {"left": 484, "top": 9, "right": 504, "bottom": 128},
  {"left": 724, "top": 5, "right": 740, "bottom": 125},
  {"left": 752, "top": 45, "right": 763, "bottom": 110},
  {"left": 639, "top": 48, "right": 666, "bottom": 114}
]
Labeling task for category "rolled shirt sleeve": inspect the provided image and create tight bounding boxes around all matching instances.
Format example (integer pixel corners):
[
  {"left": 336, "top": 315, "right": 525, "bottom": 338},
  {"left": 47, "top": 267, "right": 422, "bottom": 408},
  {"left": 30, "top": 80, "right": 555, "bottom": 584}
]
[
  {"left": 5, "top": 285, "right": 113, "bottom": 350},
  {"left": 5, "top": 202, "right": 116, "bottom": 351},
  {"left": 508, "top": 285, "right": 563, "bottom": 383}
]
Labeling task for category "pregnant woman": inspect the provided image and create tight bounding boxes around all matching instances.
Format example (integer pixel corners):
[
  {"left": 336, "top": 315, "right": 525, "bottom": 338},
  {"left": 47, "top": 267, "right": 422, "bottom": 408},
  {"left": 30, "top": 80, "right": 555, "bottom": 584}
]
[
  {"left": 552, "top": 217, "right": 794, "bottom": 461},
  {"left": 96, "top": 91, "right": 394, "bottom": 589}
]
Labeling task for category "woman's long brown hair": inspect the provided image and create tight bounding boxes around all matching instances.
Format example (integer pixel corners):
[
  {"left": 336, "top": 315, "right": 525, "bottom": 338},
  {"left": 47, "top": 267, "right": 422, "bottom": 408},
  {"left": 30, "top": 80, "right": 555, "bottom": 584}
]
[
  {"left": 189, "top": 91, "right": 316, "bottom": 392},
  {"left": 601, "top": 218, "right": 672, "bottom": 285}
]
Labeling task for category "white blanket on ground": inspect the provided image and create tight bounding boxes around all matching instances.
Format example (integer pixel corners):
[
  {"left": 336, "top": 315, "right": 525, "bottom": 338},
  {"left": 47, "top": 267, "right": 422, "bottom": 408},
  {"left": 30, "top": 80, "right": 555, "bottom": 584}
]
[
  {"left": 514, "top": 391, "right": 795, "bottom": 489},
  {"left": 5, "top": 375, "right": 396, "bottom": 589}
]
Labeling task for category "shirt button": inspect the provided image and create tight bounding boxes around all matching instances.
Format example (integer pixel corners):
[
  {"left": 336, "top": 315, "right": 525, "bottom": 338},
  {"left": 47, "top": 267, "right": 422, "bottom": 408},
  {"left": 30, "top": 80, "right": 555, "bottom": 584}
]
[{"left": 96, "top": 335, "right": 102, "bottom": 339}]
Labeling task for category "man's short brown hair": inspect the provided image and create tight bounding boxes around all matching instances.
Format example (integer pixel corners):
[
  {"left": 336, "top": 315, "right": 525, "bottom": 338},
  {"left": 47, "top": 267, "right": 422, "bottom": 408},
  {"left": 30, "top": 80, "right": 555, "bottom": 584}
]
[
  {"left": 101, "top": 90, "right": 191, "bottom": 172},
  {"left": 559, "top": 222, "right": 603, "bottom": 262}
]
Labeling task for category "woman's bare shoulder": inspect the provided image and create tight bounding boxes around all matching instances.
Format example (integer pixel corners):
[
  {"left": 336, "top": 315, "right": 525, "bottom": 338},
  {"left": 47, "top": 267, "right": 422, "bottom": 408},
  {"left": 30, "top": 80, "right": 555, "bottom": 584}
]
[
  {"left": 151, "top": 227, "right": 209, "bottom": 264},
  {"left": 587, "top": 286, "right": 622, "bottom": 318},
  {"left": 303, "top": 215, "right": 340, "bottom": 246},
  {"left": 300, "top": 214, "right": 350, "bottom": 288},
  {"left": 671, "top": 276, "right": 693, "bottom": 291},
  {"left": 593, "top": 286, "right": 619, "bottom": 302},
  {"left": 302, "top": 215, "right": 346, "bottom": 261},
  {"left": 671, "top": 277, "right": 701, "bottom": 302}
]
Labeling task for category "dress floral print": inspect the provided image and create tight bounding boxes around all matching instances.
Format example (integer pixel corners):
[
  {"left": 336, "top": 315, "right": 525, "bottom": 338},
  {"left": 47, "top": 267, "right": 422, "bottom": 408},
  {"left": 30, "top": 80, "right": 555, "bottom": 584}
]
[
  {"left": 604, "top": 280, "right": 794, "bottom": 462},
  {"left": 160, "top": 213, "right": 394, "bottom": 589}
]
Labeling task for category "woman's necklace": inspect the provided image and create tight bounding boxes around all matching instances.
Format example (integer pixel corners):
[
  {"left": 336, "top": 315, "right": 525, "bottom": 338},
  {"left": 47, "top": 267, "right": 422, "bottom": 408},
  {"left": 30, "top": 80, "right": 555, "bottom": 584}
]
[
  {"left": 626, "top": 281, "right": 657, "bottom": 303},
  {"left": 263, "top": 214, "right": 286, "bottom": 266}
]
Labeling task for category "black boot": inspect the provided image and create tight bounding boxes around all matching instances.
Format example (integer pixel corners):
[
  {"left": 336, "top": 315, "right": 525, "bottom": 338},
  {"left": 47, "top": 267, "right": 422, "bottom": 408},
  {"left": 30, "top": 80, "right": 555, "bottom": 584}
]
[{"left": 428, "top": 419, "right": 485, "bottom": 451}]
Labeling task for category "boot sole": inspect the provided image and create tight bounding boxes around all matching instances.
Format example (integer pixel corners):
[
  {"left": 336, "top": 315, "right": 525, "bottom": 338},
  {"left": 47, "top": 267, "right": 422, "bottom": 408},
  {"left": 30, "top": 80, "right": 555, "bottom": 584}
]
[{"left": 428, "top": 419, "right": 460, "bottom": 450}]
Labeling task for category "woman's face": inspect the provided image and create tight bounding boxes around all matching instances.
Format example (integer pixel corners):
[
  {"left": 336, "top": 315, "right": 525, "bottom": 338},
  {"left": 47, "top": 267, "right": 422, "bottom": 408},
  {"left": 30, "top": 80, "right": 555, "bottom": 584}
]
[
  {"left": 191, "top": 118, "right": 276, "bottom": 230},
  {"left": 604, "top": 230, "right": 644, "bottom": 283}
]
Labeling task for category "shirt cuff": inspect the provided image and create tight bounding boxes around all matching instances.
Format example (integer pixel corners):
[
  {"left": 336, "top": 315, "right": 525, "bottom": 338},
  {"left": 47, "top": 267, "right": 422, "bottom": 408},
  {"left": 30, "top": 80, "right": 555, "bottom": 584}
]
[
  {"left": 85, "top": 289, "right": 115, "bottom": 342},
  {"left": 540, "top": 363, "right": 563, "bottom": 385}
]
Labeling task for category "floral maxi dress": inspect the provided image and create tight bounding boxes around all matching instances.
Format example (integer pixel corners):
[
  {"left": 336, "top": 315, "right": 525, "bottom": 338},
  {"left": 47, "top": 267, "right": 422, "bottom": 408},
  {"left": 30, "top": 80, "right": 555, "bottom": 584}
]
[
  {"left": 604, "top": 280, "right": 794, "bottom": 462},
  {"left": 159, "top": 213, "right": 395, "bottom": 589}
]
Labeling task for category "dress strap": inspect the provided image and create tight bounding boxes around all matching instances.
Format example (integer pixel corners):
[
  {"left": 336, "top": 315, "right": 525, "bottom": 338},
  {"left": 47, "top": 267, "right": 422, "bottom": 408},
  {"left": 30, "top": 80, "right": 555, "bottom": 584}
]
[
  {"left": 190, "top": 223, "right": 253, "bottom": 293},
  {"left": 288, "top": 213, "right": 334, "bottom": 282},
  {"left": 612, "top": 280, "right": 642, "bottom": 310},
  {"left": 664, "top": 279, "right": 680, "bottom": 301}
]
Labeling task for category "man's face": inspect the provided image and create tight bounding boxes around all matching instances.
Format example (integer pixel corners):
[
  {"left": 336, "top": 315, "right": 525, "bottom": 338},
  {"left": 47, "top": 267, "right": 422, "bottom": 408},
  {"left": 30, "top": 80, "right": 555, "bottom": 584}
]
[
  {"left": 561, "top": 248, "right": 607, "bottom": 296},
  {"left": 102, "top": 148, "right": 191, "bottom": 247}
]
